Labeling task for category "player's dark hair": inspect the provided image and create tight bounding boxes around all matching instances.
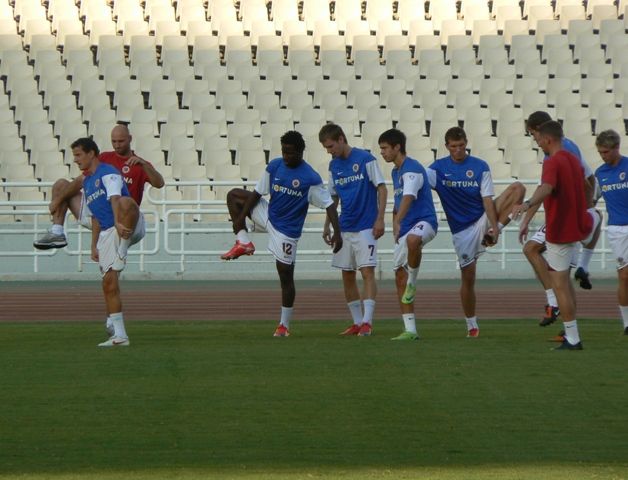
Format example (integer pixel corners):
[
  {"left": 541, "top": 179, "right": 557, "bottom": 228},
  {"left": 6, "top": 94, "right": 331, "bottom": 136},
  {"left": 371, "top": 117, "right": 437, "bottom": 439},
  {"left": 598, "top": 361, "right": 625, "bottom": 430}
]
[
  {"left": 526, "top": 111, "right": 553, "bottom": 131},
  {"left": 318, "top": 123, "right": 346, "bottom": 143},
  {"left": 71, "top": 137, "right": 100, "bottom": 156},
  {"left": 280, "top": 130, "right": 306, "bottom": 152},
  {"left": 444, "top": 126, "right": 467, "bottom": 144},
  {"left": 537, "top": 120, "right": 563, "bottom": 140},
  {"left": 378, "top": 128, "right": 407, "bottom": 154},
  {"left": 596, "top": 129, "right": 620, "bottom": 149}
]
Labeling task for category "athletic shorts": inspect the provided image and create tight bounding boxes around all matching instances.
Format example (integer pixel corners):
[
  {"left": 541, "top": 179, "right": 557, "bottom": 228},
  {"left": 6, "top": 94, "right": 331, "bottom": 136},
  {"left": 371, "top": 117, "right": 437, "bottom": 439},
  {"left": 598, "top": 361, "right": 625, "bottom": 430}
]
[
  {"left": 546, "top": 241, "right": 578, "bottom": 272},
  {"left": 393, "top": 221, "right": 437, "bottom": 271},
  {"left": 607, "top": 225, "right": 628, "bottom": 271},
  {"left": 78, "top": 195, "right": 92, "bottom": 229},
  {"left": 452, "top": 213, "right": 489, "bottom": 268},
  {"left": 331, "top": 229, "right": 378, "bottom": 271},
  {"left": 250, "top": 198, "right": 298, "bottom": 265},
  {"left": 97, "top": 213, "right": 145, "bottom": 275}
]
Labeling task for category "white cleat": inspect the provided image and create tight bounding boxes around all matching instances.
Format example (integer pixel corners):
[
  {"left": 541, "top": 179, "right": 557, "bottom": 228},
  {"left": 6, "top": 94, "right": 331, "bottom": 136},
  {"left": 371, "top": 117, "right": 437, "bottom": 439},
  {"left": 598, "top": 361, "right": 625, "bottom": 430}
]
[{"left": 98, "top": 336, "right": 130, "bottom": 347}]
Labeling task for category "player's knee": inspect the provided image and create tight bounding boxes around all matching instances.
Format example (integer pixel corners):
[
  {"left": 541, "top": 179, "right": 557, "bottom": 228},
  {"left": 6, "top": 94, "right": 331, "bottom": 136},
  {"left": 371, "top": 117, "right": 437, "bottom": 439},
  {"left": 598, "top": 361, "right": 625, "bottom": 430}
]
[
  {"left": 101, "top": 272, "right": 120, "bottom": 295},
  {"left": 51, "top": 178, "right": 70, "bottom": 195},
  {"left": 523, "top": 240, "right": 541, "bottom": 259},
  {"left": 406, "top": 234, "right": 423, "bottom": 251}
]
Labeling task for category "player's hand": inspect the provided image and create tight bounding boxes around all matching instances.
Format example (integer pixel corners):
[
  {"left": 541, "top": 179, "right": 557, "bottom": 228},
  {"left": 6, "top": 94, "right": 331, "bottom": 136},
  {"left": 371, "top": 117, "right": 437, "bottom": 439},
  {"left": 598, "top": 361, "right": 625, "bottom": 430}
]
[
  {"left": 125, "top": 155, "right": 145, "bottom": 167},
  {"left": 511, "top": 203, "right": 527, "bottom": 222},
  {"left": 330, "top": 232, "right": 343, "bottom": 253},
  {"left": 48, "top": 198, "right": 61, "bottom": 215},
  {"left": 91, "top": 246, "right": 99, "bottom": 262},
  {"left": 393, "top": 219, "right": 400, "bottom": 244},
  {"left": 482, "top": 228, "right": 499, "bottom": 247},
  {"left": 372, "top": 218, "right": 385, "bottom": 240},
  {"left": 116, "top": 222, "right": 133, "bottom": 239},
  {"left": 518, "top": 223, "right": 529, "bottom": 244},
  {"left": 322, "top": 225, "right": 333, "bottom": 246}
]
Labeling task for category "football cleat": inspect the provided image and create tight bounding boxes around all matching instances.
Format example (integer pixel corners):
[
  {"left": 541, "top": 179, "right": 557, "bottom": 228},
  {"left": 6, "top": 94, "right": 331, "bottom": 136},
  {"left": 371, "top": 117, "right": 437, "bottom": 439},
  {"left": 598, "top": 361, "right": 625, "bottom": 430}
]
[
  {"left": 550, "top": 329, "right": 566, "bottom": 343},
  {"left": 33, "top": 230, "right": 67, "bottom": 250},
  {"left": 98, "top": 336, "right": 130, "bottom": 347},
  {"left": 391, "top": 331, "right": 419, "bottom": 341},
  {"left": 401, "top": 283, "right": 416, "bottom": 304},
  {"left": 339, "top": 324, "right": 361, "bottom": 336},
  {"left": 357, "top": 323, "right": 372, "bottom": 336},
  {"left": 574, "top": 267, "right": 592, "bottom": 290},
  {"left": 540, "top": 304, "right": 560, "bottom": 327},
  {"left": 273, "top": 324, "right": 289, "bottom": 337},
  {"left": 220, "top": 241, "right": 255, "bottom": 260},
  {"left": 553, "top": 339, "right": 583, "bottom": 350},
  {"left": 467, "top": 328, "right": 479, "bottom": 338}
]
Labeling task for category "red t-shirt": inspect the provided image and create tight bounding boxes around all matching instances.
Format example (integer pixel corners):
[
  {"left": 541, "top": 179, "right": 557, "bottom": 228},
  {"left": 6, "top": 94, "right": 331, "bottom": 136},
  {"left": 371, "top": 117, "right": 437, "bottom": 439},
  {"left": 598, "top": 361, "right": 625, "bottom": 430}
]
[
  {"left": 542, "top": 150, "right": 593, "bottom": 243},
  {"left": 98, "top": 151, "right": 151, "bottom": 205}
]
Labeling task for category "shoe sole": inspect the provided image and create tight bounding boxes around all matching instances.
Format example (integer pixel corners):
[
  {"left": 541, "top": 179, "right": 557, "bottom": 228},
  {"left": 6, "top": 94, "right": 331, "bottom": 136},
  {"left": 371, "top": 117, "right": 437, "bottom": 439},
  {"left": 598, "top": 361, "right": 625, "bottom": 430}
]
[
  {"left": 221, "top": 251, "right": 255, "bottom": 260},
  {"left": 33, "top": 242, "right": 67, "bottom": 250},
  {"left": 539, "top": 317, "right": 557, "bottom": 327}
]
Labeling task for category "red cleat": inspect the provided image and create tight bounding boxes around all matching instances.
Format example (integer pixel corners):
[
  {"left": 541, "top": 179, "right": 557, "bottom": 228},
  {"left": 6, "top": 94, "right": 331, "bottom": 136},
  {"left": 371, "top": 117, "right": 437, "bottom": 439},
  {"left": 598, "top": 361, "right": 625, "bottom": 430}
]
[
  {"left": 358, "top": 323, "right": 372, "bottom": 336},
  {"left": 467, "top": 328, "right": 479, "bottom": 338},
  {"left": 273, "top": 324, "right": 290, "bottom": 337},
  {"left": 220, "top": 240, "right": 255, "bottom": 260},
  {"left": 339, "top": 324, "right": 361, "bottom": 336}
]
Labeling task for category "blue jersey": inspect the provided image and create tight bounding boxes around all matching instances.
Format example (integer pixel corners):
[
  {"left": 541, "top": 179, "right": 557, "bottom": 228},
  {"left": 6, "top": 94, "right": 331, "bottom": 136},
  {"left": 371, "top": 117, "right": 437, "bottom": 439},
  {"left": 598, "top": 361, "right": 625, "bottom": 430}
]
[
  {"left": 543, "top": 137, "right": 593, "bottom": 178},
  {"left": 595, "top": 156, "right": 628, "bottom": 226},
  {"left": 392, "top": 157, "right": 438, "bottom": 237},
  {"left": 328, "top": 147, "right": 384, "bottom": 232},
  {"left": 83, "top": 163, "right": 130, "bottom": 230},
  {"left": 428, "top": 155, "right": 493, "bottom": 234},
  {"left": 256, "top": 158, "right": 332, "bottom": 238}
]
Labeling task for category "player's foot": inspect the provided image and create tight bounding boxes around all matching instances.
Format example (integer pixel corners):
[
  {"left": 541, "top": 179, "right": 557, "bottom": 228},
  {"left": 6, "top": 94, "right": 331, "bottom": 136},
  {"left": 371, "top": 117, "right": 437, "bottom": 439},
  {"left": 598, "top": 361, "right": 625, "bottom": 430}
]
[
  {"left": 98, "top": 336, "right": 130, "bottom": 347},
  {"left": 112, "top": 254, "right": 126, "bottom": 271},
  {"left": 339, "top": 324, "right": 361, "bottom": 336},
  {"left": 33, "top": 230, "right": 67, "bottom": 250},
  {"left": 391, "top": 331, "right": 419, "bottom": 341},
  {"left": 574, "top": 267, "right": 592, "bottom": 290},
  {"left": 357, "top": 323, "right": 372, "bottom": 336},
  {"left": 540, "top": 304, "right": 560, "bottom": 327},
  {"left": 220, "top": 240, "right": 255, "bottom": 260},
  {"left": 467, "top": 328, "right": 479, "bottom": 338},
  {"left": 553, "top": 339, "right": 583, "bottom": 350},
  {"left": 273, "top": 324, "right": 289, "bottom": 337},
  {"left": 550, "top": 329, "right": 566, "bottom": 342},
  {"left": 401, "top": 283, "right": 416, "bottom": 304}
]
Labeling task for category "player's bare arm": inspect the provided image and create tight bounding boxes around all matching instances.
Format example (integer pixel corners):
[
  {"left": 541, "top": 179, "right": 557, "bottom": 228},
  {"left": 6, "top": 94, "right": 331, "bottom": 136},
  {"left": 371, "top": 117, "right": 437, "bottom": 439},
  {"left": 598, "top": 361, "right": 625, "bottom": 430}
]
[
  {"left": 325, "top": 204, "right": 343, "bottom": 253},
  {"left": 518, "top": 196, "right": 542, "bottom": 243},
  {"left": 125, "top": 155, "right": 165, "bottom": 188},
  {"left": 512, "top": 183, "right": 553, "bottom": 221},
  {"left": 373, "top": 183, "right": 387, "bottom": 240},
  {"left": 322, "top": 196, "right": 340, "bottom": 245},
  {"left": 393, "top": 195, "right": 414, "bottom": 243},
  {"left": 90, "top": 216, "right": 101, "bottom": 262},
  {"left": 482, "top": 196, "right": 500, "bottom": 246}
]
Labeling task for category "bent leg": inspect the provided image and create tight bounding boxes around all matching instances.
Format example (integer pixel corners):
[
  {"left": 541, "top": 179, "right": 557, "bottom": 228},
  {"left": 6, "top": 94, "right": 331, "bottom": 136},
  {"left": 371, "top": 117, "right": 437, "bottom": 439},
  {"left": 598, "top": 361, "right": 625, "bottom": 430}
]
[
  {"left": 494, "top": 181, "right": 526, "bottom": 226},
  {"left": 226, "top": 188, "right": 255, "bottom": 234}
]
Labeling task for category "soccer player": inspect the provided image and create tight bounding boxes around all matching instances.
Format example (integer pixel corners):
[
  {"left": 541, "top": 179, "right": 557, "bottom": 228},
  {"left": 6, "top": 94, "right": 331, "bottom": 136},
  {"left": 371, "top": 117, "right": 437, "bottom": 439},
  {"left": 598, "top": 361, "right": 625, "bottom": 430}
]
[
  {"left": 34, "top": 124, "right": 164, "bottom": 249},
  {"left": 512, "top": 121, "right": 600, "bottom": 350},
  {"left": 427, "top": 126, "right": 525, "bottom": 337},
  {"left": 518, "top": 111, "right": 600, "bottom": 328},
  {"left": 220, "top": 131, "right": 343, "bottom": 337},
  {"left": 379, "top": 128, "right": 438, "bottom": 340},
  {"left": 71, "top": 138, "right": 145, "bottom": 347},
  {"left": 318, "top": 123, "right": 388, "bottom": 337},
  {"left": 593, "top": 130, "right": 628, "bottom": 335}
]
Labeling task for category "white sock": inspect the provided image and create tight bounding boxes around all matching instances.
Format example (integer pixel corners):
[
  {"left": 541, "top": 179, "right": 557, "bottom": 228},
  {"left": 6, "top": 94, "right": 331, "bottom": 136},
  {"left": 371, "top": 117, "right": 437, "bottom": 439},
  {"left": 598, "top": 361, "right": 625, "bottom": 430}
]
[
  {"left": 465, "top": 316, "right": 478, "bottom": 330},
  {"left": 407, "top": 266, "right": 418, "bottom": 286},
  {"left": 106, "top": 315, "right": 113, "bottom": 330},
  {"left": 51, "top": 224, "right": 64, "bottom": 235},
  {"left": 110, "top": 312, "right": 128, "bottom": 339},
  {"left": 347, "top": 300, "right": 362, "bottom": 325},
  {"left": 497, "top": 222, "right": 505, "bottom": 232},
  {"left": 620, "top": 305, "right": 628, "bottom": 328},
  {"left": 118, "top": 237, "right": 131, "bottom": 258},
  {"left": 236, "top": 229, "right": 251, "bottom": 244},
  {"left": 577, "top": 248, "right": 594, "bottom": 271},
  {"left": 545, "top": 289, "right": 558, "bottom": 307},
  {"left": 402, "top": 313, "right": 417, "bottom": 334},
  {"left": 563, "top": 319, "right": 581, "bottom": 345},
  {"left": 362, "top": 299, "right": 375, "bottom": 325},
  {"left": 280, "top": 306, "right": 293, "bottom": 328}
]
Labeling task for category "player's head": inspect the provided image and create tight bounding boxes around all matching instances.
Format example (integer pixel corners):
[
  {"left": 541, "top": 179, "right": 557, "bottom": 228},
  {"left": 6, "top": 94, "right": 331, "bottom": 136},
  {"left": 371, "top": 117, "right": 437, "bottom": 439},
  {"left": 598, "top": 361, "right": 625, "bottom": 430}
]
[
  {"left": 444, "top": 126, "right": 468, "bottom": 162},
  {"left": 525, "top": 111, "right": 553, "bottom": 141},
  {"left": 110, "top": 123, "right": 132, "bottom": 156},
  {"left": 378, "top": 128, "right": 406, "bottom": 163},
  {"left": 71, "top": 137, "right": 100, "bottom": 172},
  {"left": 319, "top": 123, "right": 349, "bottom": 158},
  {"left": 596, "top": 129, "right": 621, "bottom": 166},
  {"left": 280, "top": 130, "right": 306, "bottom": 168},
  {"left": 536, "top": 120, "right": 563, "bottom": 154}
]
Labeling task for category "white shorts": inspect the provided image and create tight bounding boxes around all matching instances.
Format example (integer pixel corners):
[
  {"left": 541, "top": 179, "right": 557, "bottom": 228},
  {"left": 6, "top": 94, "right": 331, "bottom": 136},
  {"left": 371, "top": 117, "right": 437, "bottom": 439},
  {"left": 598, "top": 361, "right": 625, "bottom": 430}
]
[
  {"left": 393, "top": 221, "right": 437, "bottom": 270},
  {"left": 78, "top": 195, "right": 92, "bottom": 229},
  {"left": 529, "top": 224, "right": 547, "bottom": 245},
  {"left": 452, "top": 213, "right": 489, "bottom": 268},
  {"left": 546, "top": 241, "right": 577, "bottom": 272},
  {"left": 607, "top": 225, "right": 628, "bottom": 271},
  {"left": 97, "top": 213, "right": 145, "bottom": 275},
  {"left": 250, "top": 197, "right": 298, "bottom": 265},
  {"left": 331, "top": 229, "right": 378, "bottom": 271},
  {"left": 530, "top": 209, "right": 600, "bottom": 246}
]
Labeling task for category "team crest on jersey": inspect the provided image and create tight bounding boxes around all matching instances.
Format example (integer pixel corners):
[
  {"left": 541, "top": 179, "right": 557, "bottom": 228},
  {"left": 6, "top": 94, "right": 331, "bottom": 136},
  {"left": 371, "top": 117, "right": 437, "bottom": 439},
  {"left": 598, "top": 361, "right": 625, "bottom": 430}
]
[
  {"left": 620, "top": 172, "right": 626, "bottom": 181},
  {"left": 95, "top": 179, "right": 100, "bottom": 187},
  {"left": 292, "top": 179, "right": 300, "bottom": 188},
  {"left": 122, "top": 165, "right": 130, "bottom": 174},
  {"left": 352, "top": 163, "right": 359, "bottom": 173},
  {"left": 466, "top": 170, "right": 474, "bottom": 178}
]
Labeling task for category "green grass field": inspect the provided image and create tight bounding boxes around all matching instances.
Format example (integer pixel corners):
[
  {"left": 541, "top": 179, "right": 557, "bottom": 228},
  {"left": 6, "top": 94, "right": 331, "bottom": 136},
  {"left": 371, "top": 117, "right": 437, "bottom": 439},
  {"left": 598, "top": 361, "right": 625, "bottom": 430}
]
[{"left": 1, "top": 319, "right": 627, "bottom": 480}]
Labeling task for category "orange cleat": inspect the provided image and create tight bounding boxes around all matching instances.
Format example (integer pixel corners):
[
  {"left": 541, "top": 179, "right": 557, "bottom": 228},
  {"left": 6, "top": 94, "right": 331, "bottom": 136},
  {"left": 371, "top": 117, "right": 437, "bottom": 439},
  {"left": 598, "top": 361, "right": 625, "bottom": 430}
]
[
  {"left": 220, "top": 240, "right": 255, "bottom": 260},
  {"left": 273, "top": 324, "right": 290, "bottom": 337},
  {"left": 339, "top": 324, "right": 362, "bottom": 336},
  {"left": 357, "top": 323, "right": 372, "bottom": 336},
  {"left": 467, "top": 328, "right": 479, "bottom": 338}
]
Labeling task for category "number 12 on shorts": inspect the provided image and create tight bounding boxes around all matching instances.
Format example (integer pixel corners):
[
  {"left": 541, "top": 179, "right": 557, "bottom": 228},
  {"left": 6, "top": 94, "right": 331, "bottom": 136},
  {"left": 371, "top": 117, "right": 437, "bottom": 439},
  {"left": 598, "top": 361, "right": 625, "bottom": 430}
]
[{"left": 282, "top": 242, "right": 293, "bottom": 255}]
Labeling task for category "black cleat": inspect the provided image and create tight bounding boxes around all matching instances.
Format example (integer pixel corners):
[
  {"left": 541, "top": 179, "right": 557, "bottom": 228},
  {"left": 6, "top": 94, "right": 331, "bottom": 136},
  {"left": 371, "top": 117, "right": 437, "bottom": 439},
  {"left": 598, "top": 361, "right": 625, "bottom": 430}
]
[
  {"left": 624, "top": 326, "right": 628, "bottom": 336},
  {"left": 540, "top": 304, "right": 560, "bottom": 327},
  {"left": 553, "top": 339, "right": 583, "bottom": 350},
  {"left": 574, "top": 267, "right": 592, "bottom": 290}
]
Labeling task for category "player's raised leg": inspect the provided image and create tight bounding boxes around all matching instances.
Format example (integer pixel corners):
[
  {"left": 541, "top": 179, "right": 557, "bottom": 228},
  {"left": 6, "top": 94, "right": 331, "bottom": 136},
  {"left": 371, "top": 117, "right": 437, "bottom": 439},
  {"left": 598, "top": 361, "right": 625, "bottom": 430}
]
[
  {"left": 33, "top": 178, "right": 83, "bottom": 249},
  {"left": 575, "top": 209, "right": 602, "bottom": 290},
  {"left": 221, "top": 188, "right": 256, "bottom": 260}
]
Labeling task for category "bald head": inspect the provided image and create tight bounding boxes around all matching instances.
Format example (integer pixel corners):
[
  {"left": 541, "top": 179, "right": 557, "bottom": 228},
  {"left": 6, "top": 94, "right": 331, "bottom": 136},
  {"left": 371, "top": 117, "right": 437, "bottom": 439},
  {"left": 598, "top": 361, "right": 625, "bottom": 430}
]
[{"left": 110, "top": 124, "right": 132, "bottom": 156}]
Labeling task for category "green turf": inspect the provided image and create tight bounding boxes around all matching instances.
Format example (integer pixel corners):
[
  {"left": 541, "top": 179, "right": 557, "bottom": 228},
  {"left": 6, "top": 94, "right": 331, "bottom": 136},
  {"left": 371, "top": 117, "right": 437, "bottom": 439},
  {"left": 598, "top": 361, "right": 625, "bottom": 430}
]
[{"left": 1, "top": 319, "right": 627, "bottom": 480}]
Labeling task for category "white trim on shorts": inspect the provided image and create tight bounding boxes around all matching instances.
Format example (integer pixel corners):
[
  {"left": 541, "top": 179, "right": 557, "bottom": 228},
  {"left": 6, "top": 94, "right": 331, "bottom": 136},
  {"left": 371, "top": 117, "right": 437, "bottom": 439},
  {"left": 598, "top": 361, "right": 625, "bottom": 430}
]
[
  {"left": 451, "top": 213, "right": 489, "bottom": 268},
  {"left": 393, "top": 221, "right": 437, "bottom": 271},
  {"left": 331, "top": 229, "right": 378, "bottom": 271},
  {"left": 607, "top": 225, "right": 628, "bottom": 271},
  {"left": 250, "top": 197, "right": 299, "bottom": 265},
  {"left": 97, "top": 213, "right": 145, "bottom": 275}
]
